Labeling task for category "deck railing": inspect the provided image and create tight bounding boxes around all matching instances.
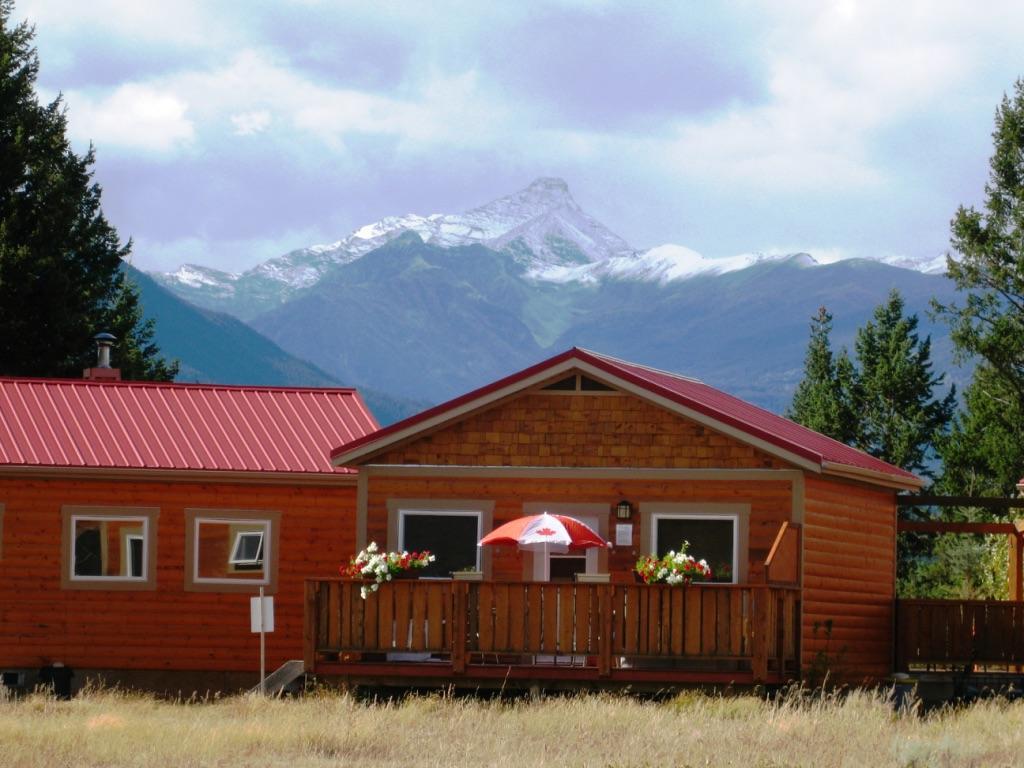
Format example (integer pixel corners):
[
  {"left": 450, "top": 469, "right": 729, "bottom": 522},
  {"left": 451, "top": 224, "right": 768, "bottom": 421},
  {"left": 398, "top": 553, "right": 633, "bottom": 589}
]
[
  {"left": 896, "top": 599, "right": 1024, "bottom": 671},
  {"left": 305, "top": 579, "right": 800, "bottom": 683}
]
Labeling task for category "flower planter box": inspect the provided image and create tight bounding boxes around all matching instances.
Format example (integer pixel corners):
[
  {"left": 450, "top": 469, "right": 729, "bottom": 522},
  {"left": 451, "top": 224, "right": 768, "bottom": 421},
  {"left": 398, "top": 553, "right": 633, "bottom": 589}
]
[{"left": 452, "top": 571, "right": 484, "bottom": 582}]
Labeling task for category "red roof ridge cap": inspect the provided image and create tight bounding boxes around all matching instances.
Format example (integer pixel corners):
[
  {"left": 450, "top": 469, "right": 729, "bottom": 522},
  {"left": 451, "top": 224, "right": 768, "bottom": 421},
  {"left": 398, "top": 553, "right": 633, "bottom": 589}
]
[
  {"left": 0, "top": 376, "right": 359, "bottom": 395},
  {"left": 576, "top": 348, "right": 705, "bottom": 384}
]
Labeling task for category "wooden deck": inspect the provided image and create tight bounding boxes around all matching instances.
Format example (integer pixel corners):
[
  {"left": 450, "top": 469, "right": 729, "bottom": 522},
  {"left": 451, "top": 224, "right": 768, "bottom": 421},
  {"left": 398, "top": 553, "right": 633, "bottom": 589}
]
[
  {"left": 896, "top": 599, "right": 1024, "bottom": 672},
  {"left": 305, "top": 579, "right": 800, "bottom": 688}
]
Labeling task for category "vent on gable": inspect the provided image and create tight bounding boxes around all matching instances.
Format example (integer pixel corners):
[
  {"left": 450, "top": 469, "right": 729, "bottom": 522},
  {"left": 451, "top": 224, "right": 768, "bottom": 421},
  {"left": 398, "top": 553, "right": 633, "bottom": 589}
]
[{"left": 541, "top": 373, "right": 615, "bottom": 393}]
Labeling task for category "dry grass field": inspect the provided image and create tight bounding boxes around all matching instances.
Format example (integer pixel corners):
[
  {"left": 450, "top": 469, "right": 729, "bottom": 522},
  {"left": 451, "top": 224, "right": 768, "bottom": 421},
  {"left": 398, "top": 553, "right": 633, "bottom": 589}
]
[{"left": 2, "top": 686, "right": 1023, "bottom": 767}]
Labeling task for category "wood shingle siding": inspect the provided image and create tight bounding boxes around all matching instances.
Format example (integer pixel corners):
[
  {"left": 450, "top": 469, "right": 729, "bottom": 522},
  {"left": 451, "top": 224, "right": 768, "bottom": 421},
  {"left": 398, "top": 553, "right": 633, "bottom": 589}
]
[{"left": 378, "top": 393, "right": 785, "bottom": 469}]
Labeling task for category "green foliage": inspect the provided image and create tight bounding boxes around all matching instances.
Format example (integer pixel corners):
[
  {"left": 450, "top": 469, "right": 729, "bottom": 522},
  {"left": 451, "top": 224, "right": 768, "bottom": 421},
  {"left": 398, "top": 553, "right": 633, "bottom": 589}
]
[
  {"left": 855, "top": 290, "right": 956, "bottom": 475},
  {"left": 788, "top": 293, "right": 953, "bottom": 476},
  {"left": 934, "top": 78, "right": 1024, "bottom": 496},
  {"left": 938, "top": 364, "right": 1024, "bottom": 496},
  {"left": 0, "top": 2, "right": 175, "bottom": 380},
  {"left": 899, "top": 529, "right": 1008, "bottom": 600},
  {"left": 901, "top": 80, "right": 1024, "bottom": 598},
  {"left": 786, "top": 306, "right": 858, "bottom": 443},
  {"left": 804, "top": 619, "right": 847, "bottom": 690}
]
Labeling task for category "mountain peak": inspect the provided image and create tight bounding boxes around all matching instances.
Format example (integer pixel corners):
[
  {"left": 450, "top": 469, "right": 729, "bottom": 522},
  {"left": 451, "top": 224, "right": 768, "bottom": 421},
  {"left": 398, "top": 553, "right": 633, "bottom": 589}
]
[
  {"left": 526, "top": 176, "right": 570, "bottom": 194},
  {"left": 472, "top": 176, "right": 578, "bottom": 218}
]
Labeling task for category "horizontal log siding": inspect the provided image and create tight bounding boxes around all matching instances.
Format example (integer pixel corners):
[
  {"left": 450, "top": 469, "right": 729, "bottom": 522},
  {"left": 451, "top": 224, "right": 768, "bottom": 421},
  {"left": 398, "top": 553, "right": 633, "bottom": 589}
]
[
  {"left": 367, "top": 476, "right": 793, "bottom": 582},
  {"left": 0, "top": 476, "right": 356, "bottom": 673},
  {"left": 801, "top": 476, "right": 896, "bottom": 682},
  {"left": 377, "top": 392, "right": 786, "bottom": 469}
]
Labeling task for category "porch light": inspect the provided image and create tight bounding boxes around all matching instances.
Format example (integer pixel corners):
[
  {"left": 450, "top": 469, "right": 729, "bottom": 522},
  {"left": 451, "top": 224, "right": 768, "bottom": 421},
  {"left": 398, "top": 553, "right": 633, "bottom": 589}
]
[{"left": 615, "top": 500, "right": 633, "bottom": 520}]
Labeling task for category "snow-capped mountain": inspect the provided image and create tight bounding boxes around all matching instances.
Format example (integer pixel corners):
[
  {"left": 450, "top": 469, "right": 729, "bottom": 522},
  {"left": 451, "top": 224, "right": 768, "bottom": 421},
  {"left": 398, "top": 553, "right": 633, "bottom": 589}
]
[
  {"left": 531, "top": 246, "right": 819, "bottom": 285},
  {"left": 152, "top": 176, "right": 950, "bottom": 319},
  {"left": 317, "top": 176, "right": 635, "bottom": 268},
  {"left": 157, "top": 177, "right": 634, "bottom": 300}
]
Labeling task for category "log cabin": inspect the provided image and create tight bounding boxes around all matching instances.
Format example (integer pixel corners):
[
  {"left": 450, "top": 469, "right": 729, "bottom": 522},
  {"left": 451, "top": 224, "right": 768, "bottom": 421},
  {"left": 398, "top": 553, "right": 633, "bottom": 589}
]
[
  {"left": 0, "top": 364, "right": 377, "bottom": 694},
  {"left": 309, "top": 347, "right": 924, "bottom": 689}
]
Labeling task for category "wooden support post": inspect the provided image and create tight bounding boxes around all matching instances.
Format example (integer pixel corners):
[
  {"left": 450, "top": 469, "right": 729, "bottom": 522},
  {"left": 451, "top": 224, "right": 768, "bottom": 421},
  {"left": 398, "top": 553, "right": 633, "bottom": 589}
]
[
  {"left": 303, "top": 580, "right": 317, "bottom": 673},
  {"left": 1013, "top": 525, "right": 1024, "bottom": 602},
  {"left": 752, "top": 587, "right": 769, "bottom": 683},
  {"left": 599, "top": 584, "right": 613, "bottom": 677},
  {"left": 452, "top": 581, "right": 467, "bottom": 674}
]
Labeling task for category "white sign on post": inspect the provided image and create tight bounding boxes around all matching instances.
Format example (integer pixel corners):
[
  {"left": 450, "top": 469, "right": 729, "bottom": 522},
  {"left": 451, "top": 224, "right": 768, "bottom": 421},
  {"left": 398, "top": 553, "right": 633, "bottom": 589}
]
[
  {"left": 252, "top": 589, "right": 274, "bottom": 696},
  {"left": 250, "top": 595, "right": 275, "bottom": 633}
]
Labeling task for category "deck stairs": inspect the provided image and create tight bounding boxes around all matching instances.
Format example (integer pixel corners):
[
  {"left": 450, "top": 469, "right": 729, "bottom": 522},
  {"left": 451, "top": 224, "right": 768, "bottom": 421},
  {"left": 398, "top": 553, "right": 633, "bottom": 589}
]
[{"left": 250, "top": 659, "right": 305, "bottom": 696}]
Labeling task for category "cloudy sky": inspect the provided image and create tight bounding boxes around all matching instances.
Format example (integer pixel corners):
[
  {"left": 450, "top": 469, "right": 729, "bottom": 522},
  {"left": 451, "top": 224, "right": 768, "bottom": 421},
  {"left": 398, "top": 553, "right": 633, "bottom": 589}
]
[{"left": 16, "top": 0, "right": 1024, "bottom": 274}]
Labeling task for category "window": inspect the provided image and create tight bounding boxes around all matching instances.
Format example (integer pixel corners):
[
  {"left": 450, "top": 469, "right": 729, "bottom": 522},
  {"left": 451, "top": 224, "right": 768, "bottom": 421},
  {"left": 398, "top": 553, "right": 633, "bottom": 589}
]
[
  {"left": 229, "top": 530, "right": 264, "bottom": 570},
  {"left": 654, "top": 515, "right": 736, "bottom": 583},
  {"left": 60, "top": 506, "right": 159, "bottom": 590},
  {"left": 643, "top": 503, "right": 750, "bottom": 584},
  {"left": 399, "top": 511, "right": 480, "bottom": 577},
  {"left": 387, "top": 500, "right": 494, "bottom": 578},
  {"left": 125, "top": 533, "right": 145, "bottom": 578},
  {"left": 185, "top": 509, "right": 280, "bottom": 592}
]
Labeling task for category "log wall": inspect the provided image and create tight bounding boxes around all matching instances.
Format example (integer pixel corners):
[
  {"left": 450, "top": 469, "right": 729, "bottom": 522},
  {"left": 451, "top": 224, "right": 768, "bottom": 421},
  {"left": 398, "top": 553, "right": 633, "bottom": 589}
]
[
  {"left": 366, "top": 475, "right": 794, "bottom": 582},
  {"left": 801, "top": 475, "right": 896, "bottom": 682},
  {"left": 0, "top": 475, "right": 356, "bottom": 674}
]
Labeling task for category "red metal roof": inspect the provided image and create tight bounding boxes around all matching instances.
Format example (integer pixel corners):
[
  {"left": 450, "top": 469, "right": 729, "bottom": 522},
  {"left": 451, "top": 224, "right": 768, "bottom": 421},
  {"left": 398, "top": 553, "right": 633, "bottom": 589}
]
[
  {"left": 331, "top": 347, "right": 921, "bottom": 488},
  {"left": 0, "top": 377, "right": 378, "bottom": 475}
]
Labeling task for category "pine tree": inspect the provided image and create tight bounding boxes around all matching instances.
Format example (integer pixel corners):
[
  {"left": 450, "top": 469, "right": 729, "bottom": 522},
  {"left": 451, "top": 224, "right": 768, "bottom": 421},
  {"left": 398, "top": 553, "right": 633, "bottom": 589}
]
[
  {"left": 787, "top": 306, "right": 857, "bottom": 443},
  {"left": 0, "top": 2, "right": 176, "bottom": 380},
  {"left": 854, "top": 289, "right": 955, "bottom": 476},
  {"left": 935, "top": 78, "right": 1024, "bottom": 495}
]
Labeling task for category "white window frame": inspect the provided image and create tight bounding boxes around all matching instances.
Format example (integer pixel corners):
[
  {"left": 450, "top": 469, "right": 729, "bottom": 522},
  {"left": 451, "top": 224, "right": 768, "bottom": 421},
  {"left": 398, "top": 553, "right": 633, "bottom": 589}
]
[
  {"left": 397, "top": 509, "right": 483, "bottom": 573},
  {"left": 70, "top": 514, "right": 150, "bottom": 583},
  {"left": 192, "top": 516, "right": 273, "bottom": 587},
  {"left": 649, "top": 510, "right": 741, "bottom": 585},
  {"left": 229, "top": 530, "right": 265, "bottom": 567}
]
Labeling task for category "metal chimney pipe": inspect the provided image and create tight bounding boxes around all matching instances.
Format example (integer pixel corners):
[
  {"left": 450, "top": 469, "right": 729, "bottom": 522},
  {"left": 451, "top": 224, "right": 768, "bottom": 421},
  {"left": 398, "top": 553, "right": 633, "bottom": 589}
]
[{"left": 94, "top": 332, "right": 117, "bottom": 368}]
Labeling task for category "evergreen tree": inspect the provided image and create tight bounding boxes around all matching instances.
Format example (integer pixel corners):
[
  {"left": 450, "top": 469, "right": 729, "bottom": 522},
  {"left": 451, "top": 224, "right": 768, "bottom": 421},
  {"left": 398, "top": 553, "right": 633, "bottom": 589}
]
[
  {"left": 854, "top": 289, "right": 955, "bottom": 476},
  {"left": 935, "top": 78, "right": 1024, "bottom": 495},
  {"left": 787, "top": 306, "right": 857, "bottom": 443},
  {"left": 788, "top": 293, "right": 954, "bottom": 478},
  {"left": 0, "top": 2, "right": 176, "bottom": 380}
]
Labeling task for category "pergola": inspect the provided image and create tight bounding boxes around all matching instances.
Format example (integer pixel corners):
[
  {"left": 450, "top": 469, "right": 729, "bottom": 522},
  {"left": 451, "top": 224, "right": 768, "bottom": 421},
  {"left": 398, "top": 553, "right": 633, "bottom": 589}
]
[{"left": 897, "top": 495, "right": 1024, "bottom": 600}]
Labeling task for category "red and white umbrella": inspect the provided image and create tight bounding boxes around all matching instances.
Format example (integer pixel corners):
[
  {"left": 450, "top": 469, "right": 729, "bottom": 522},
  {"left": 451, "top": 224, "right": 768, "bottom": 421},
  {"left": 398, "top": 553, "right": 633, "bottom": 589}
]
[{"left": 478, "top": 512, "right": 607, "bottom": 554}]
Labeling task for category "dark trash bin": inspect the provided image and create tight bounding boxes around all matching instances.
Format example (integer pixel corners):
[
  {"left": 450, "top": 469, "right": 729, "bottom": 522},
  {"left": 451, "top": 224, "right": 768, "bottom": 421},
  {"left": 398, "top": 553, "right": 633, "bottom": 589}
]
[{"left": 37, "top": 663, "right": 74, "bottom": 699}]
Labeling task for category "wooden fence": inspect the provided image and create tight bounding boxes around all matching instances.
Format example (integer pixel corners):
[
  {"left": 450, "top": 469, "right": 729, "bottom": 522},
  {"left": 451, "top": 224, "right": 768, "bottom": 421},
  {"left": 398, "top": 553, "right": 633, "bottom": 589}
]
[
  {"left": 896, "top": 599, "right": 1024, "bottom": 670},
  {"left": 305, "top": 579, "right": 800, "bottom": 683}
]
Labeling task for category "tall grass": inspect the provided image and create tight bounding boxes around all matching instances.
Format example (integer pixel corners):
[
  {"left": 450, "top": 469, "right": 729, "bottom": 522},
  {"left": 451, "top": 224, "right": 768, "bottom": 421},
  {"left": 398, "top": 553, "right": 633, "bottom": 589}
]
[{"left": 2, "top": 686, "right": 1023, "bottom": 767}]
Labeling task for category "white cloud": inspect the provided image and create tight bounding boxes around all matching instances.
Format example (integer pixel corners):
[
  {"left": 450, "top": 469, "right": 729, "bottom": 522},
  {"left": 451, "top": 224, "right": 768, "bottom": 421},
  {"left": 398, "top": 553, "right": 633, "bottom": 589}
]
[
  {"left": 649, "top": 1, "right": 989, "bottom": 191},
  {"left": 92, "top": 50, "right": 517, "bottom": 155},
  {"left": 231, "top": 110, "right": 271, "bottom": 136},
  {"left": 19, "top": 0, "right": 229, "bottom": 47},
  {"left": 64, "top": 83, "right": 194, "bottom": 152}
]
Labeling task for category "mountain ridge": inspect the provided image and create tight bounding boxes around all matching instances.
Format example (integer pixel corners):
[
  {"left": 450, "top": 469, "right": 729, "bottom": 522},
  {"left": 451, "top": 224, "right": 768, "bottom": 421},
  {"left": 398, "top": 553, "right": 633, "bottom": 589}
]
[
  {"left": 245, "top": 237, "right": 962, "bottom": 411},
  {"left": 152, "top": 177, "right": 950, "bottom": 320}
]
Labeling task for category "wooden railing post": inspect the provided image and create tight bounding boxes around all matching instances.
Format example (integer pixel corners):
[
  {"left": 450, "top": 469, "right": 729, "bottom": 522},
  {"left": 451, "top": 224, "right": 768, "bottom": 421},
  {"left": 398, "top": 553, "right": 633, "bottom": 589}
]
[
  {"left": 752, "top": 586, "right": 770, "bottom": 682},
  {"left": 452, "top": 580, "right": 467, "bottom": 674},
  {"left": 303, "top": 580, "right": 317, "bottom": 672},
  {"left": 599, "top": 584, "right": 613, "bottom": 677}
]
